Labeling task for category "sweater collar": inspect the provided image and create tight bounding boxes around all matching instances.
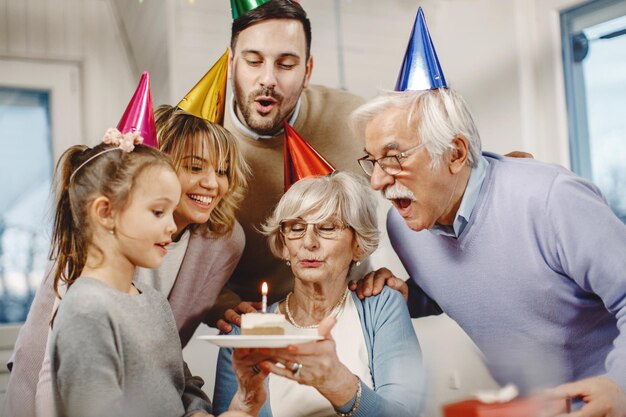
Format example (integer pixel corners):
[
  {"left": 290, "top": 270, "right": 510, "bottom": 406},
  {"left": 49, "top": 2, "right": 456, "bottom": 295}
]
[
  {"left": 430, "top": 155, "right": 488, "bottom": 238},
  {"left": 228, "top": 94, "right": 302, "bottom": 140}
]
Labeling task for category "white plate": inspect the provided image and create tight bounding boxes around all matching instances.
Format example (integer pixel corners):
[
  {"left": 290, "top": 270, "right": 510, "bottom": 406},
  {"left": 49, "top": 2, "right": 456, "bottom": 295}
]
[{"left": 197, "top": 334, "right": 322, "bottom": 348}]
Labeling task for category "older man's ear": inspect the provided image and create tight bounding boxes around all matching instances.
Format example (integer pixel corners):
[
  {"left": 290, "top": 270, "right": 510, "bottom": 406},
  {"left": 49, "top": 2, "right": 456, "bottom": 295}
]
[{"left": 448, "top": 136, "right": 470, "bottom": 174}]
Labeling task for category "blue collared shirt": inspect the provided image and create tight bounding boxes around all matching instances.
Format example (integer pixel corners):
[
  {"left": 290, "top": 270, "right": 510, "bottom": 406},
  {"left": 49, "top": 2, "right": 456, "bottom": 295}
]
[
  {"left": 429, "top": 155, "right": 488, "bottom": 238},
  {"left": 228, "top": 94, "right": 302, "bottom": 140}
]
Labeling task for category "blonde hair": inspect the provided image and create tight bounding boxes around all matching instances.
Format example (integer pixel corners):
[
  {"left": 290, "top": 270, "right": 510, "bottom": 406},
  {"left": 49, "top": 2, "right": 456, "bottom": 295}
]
[
  {"left": 261, "top": 172, "right": 379, "bottom": 260},
  {"left": 155, "top": 105, "right": 250, "bottom": 236}
]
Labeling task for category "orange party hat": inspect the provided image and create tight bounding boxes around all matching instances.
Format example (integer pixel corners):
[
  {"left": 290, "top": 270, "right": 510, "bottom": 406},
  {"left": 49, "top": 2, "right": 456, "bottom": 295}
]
[{"left": 283, "top": 121, "right": 335, "bottom": 191}]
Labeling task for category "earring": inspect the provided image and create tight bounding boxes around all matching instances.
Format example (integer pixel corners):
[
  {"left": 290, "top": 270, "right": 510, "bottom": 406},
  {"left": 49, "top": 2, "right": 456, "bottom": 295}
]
[
  {"left": 109, "top": 228, "right": 115, "bottom": 235},
  {"left": 286, "top": 260, "right": 291, "bottom": 266},
  {"left": 355, "top": 260, "right": 361, "bottom": 266}
]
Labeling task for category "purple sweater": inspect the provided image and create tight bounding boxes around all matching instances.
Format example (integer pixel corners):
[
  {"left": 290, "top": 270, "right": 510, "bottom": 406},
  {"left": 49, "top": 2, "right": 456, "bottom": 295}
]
[{"left": 388, "top": 153, "right": 626, "bottom": 393}]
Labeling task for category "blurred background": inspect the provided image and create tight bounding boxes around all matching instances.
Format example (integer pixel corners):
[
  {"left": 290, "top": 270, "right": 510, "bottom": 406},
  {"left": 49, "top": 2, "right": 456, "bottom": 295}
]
[{"left": 0, "top": 0, "right": 625, "bottom": 415}]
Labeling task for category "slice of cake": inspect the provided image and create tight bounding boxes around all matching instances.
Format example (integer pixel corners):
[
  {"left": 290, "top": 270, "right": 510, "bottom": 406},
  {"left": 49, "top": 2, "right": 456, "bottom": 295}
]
[{"left": 241, "top": 313, "right": 288, "bottom": 335}]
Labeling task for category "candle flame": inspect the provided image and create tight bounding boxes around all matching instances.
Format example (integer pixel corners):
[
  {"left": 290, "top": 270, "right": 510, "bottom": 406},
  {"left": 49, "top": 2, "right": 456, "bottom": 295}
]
[{"left": 262, "top": 281, "right": 268, "bottom": 295}]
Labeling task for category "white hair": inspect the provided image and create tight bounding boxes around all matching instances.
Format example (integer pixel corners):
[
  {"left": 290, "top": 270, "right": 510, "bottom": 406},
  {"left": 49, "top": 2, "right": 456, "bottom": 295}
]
[
  {"left": 261, "top": 171, "right": 379, "bottom": 260},
  {"left": 350, "top": 88, "right": 482, "bottom": 169}
]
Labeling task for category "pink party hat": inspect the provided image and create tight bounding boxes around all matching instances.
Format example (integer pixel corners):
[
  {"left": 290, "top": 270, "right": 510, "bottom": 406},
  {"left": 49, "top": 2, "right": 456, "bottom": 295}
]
[{"left": 117, "top": 71, "right": 158, "bottom": 148}]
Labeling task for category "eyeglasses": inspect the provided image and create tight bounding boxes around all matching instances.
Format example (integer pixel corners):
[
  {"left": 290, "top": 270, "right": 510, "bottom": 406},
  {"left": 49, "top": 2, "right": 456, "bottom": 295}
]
[
  {"left": 357, "top": 142, "right": 426, "bottom": 176},
  {"left": 279, "top": 218, "right": 349, "bottom": 240}
]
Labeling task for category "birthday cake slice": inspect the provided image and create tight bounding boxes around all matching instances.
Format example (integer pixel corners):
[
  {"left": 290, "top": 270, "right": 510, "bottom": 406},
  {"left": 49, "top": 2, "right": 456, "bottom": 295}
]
[{"left": 241, "top": 313, "right": 289, "bottom": 335}]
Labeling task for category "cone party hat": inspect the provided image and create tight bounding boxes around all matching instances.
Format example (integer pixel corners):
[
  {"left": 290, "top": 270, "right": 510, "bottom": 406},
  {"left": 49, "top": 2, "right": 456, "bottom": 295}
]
[
  {"left": 117, "top": 71, "right": 157, "bottom": 148},
  {"left": 177, "top": 50, "right": 229, "bottom": 125},
  {"left": 395, "top": 7, "right": 447, "bottom": 91},
  {"left": 231, "top": 0, "right": 271, "bottom": 20},
  {"left": 284, "top": 121, "right": 335, "bottom": 191}
]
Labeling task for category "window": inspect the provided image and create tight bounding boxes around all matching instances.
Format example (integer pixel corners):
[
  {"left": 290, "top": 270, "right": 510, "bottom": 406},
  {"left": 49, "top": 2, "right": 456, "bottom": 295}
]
[
  {"left": 0, "top": 88, "right": 53, "bottom": 323},
  {"left": 562, "top": 0, "right": 626, "bottom": 223}
]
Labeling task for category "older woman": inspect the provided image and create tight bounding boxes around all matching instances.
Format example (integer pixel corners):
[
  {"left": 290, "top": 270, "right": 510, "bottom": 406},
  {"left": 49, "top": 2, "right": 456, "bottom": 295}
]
[{"left": 213, "top": 172, "right": 424, "bottom": 417}]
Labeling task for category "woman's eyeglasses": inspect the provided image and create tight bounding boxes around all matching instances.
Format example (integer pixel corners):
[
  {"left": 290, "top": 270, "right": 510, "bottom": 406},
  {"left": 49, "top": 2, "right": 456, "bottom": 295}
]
[{"left": 279, "top": 219, "right": 348, "bottom": 240}]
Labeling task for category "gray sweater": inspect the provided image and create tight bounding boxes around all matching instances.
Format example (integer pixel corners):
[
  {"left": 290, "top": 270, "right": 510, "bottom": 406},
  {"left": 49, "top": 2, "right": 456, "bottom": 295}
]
[{"left": 51, "top": 278, "right": 211, "bottom": 417}]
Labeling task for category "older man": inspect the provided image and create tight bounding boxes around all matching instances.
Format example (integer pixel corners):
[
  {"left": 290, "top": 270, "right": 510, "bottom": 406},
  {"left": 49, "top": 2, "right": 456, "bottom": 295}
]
[{"left": 351, "top": 88, "right": 626, "bottom": 416}]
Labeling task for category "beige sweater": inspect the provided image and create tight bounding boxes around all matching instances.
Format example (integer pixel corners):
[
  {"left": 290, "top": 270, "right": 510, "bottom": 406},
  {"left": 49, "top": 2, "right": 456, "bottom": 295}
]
[{"left": 224, "top": 84, "right": 367, "bottom": 302}]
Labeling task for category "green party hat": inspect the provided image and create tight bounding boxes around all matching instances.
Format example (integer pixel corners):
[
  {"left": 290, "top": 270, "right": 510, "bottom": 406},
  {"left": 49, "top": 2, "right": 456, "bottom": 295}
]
[{"left": 231, "top": 0, "right": 271, "bottom": 20}]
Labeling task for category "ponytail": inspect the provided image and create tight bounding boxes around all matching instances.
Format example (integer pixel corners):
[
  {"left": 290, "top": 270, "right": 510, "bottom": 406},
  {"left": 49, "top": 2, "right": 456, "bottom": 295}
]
[{"left": 49, "top": 146, "right": 88, "bottom": 327}]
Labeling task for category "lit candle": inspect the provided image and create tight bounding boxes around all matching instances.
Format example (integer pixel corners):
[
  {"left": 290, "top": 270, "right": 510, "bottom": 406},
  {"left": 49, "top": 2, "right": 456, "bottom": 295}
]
[{"left": 261, "top": 281, "right": 268, "bottom": 314}]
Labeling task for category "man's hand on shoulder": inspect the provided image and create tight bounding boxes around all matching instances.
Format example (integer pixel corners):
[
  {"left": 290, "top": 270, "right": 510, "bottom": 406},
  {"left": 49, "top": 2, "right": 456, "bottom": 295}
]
[
  {"left": 348, "top": 267, "right": 408, "bottom": 302},
  {"left": 504, "top": 151, "right": 534, "bottom": 159},
  {"left": 547, "top": 375, "right": 626, "bottom": 417},
  {"left": 216, "top": 301, "right": 262, "bottom": 334}
]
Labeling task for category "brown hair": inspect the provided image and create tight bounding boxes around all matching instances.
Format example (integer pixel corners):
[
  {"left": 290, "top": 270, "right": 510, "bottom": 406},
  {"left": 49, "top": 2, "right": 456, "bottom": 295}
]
[
  {"left": 50, "top": 143, "right": 173, "bottom": 301},
  {"left": 155, "top": 105, "right": 249, "bottom": 236}
]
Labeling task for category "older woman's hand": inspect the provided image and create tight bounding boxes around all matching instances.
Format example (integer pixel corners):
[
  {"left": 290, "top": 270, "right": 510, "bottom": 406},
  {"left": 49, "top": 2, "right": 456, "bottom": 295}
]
[
  {"left": 228, "top": 348, "right": 271, "bottom": 416},
  {"left": 262, "top": 317, "right": 360, "bottom": 408}
]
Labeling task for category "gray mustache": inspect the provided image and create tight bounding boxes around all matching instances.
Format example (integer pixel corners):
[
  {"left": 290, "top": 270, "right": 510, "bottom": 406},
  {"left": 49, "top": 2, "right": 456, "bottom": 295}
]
[{"left": 384, "top": 183, "right": 416, "bottom": 200}]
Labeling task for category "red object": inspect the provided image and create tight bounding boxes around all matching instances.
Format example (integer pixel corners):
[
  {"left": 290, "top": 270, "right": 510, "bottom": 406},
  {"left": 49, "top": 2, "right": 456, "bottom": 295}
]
[
  {"left": 283, "top": 121, "right": 335, "bottom": 191},
  {"left": 443, "top": 397, "right": 570, "bottom": 417}
]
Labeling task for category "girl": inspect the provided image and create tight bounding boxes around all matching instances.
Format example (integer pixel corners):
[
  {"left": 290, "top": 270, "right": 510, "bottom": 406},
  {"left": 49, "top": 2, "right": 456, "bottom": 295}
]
[
  {"left": 6, "top": 108, "right": 250, "bottom": 417},
  {"left": 48, "top": 131, "right": 211, "bottom": 417}
]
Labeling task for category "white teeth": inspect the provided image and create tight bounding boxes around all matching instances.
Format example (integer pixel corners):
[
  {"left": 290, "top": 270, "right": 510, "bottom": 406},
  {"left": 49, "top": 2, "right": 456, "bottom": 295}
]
[{"left": 189, "top": 194, "right": 213, "bottom": 205}]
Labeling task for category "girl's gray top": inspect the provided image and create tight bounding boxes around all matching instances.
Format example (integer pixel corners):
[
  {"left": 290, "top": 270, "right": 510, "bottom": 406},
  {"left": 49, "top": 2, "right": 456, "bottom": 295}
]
[{"left": 51, "top": 277, "right": 211, "bottom": 417}]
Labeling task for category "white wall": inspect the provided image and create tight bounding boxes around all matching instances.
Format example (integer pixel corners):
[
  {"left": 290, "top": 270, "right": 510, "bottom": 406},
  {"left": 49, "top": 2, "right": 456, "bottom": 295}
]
[
  {"left": 166, "top": 0, "right": 585, "bottom": 166},
  {"left": 0, "top": 1, "right": 139, "bottom": 414},
  {"left": 0, "top": 0, "right": 139, "bottom": 146}
]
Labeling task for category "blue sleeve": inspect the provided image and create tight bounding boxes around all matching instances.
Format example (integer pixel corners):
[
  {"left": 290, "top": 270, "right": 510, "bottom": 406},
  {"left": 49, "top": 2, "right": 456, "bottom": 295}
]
[
  {"left": 212, "top": 326, "right": 272, "bottom": 417},
  {"left": 353, "top": 288, "right": 425, "bottom": 417},
  {"left": 544, "top": 173, "right": 626, "bottom": 390},
  {"left": 212, "top": 327, "right": 239, "bottom": 416}
]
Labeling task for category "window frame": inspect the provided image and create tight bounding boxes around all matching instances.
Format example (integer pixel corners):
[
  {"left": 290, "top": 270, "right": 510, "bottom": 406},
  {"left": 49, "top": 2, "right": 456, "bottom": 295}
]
[
  {"left": 561, "top": 0, "right": 626, "bottom": 179},
  {"left": 0, "top": 59, "right": 81, "bottom": 331}
]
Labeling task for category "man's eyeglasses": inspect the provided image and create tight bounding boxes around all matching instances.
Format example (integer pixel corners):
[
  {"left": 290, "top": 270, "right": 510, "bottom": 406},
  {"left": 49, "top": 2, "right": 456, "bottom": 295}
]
[
  {"left": 358, "top": 142, "right": 426, "bottom": 176},
  {"left": 279, "top": 218, "right": 348, "bottom": 240}
]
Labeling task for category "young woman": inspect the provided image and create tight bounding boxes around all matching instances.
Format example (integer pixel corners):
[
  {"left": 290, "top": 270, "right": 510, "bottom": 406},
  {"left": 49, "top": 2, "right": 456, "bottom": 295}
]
[
  {"left": 48, "top": 131, "right": 210, "bottom": 416},
  {"left": 5, "top": 108, "right": 250, "bottom": 417}
]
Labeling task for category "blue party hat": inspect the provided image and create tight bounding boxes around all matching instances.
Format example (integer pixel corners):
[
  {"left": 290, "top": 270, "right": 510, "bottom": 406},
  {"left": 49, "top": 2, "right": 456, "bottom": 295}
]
[{"left": 395, "top": 7, "right": 447, "bottom": 91}]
